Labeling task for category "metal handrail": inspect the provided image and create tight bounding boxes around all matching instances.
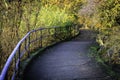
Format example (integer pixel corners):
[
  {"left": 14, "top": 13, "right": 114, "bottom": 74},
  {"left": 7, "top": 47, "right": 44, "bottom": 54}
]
[{"left": 0, "top": 25, "right": 80, "bottom": 80}]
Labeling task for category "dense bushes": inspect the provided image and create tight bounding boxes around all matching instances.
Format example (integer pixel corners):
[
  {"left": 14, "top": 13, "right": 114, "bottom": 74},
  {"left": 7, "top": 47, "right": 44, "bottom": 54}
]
[
  {"left": 0, "top": 0, "right": 84, "bottom": 73},
  {"left": 0, "top": 0, "right": 23, "bottom": 71},
  {"left": 79, "top": 0, "right": 120, "bottom": 65},
  {"left": 80, "top": 1, "right": 120, "bottom": 78},
  {"left": 96, "top": 0, "right": 120, "bottom": 65}
]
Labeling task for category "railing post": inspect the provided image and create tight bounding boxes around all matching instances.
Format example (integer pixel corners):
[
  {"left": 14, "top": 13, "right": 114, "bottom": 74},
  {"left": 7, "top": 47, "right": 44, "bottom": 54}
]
[
  {"left": 48, "top": 28, "right": 50, "bottom": 36},
  {"left": 59, "top": 27, "right": 61, "bottom": 40},
  {"left": 64, "top": 27, "right": 66, "bottom": 39},
  {"left": 1, "top": 26, "right": 81, "bottom": 80},
  {"left": 18, "top": 44, "right": 21, "bottom": 79},
  {"left": 77, "top": 25, "right": 80, "bottom": 34},
  {"left": 74, "top": 25, "right": 75, "bottom": 36},
  {"left": 48, "top": 28, "right": 50, "bottom": 45},
  {"left": 24, "top": 38, "right": 27, "bottom": 54},
  {"left": 14, "top": 54, "right": 17, "bottom": 78},
  {"left": 28, "top": 35, "right": 30, "bottom": 58},
  {"left": 68, "top": 26, "right": 70, "bottom": 37},
  {"left": 35, "top": 30, "right": 38, "bottom": 48},
  {"left": 40, "top": 30, "right": 42, "bottom": 48},
  {"left": 54, "top": 28, "right": 56, "bottom": 41}
]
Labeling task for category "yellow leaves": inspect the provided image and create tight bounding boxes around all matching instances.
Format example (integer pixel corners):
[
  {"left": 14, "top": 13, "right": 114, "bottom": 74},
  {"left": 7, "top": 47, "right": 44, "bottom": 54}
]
[
  {"left": 41, "top": 0, "right": 84, "bottom": 14},
  {"left": 97, "top": 26, "right": 120, "bottom": 64},
  {"left": 37, "top": 5, "right": 75, "bottom": 27},
  {"left": 78, "top": 0, "right": 120, "bottom": 65},
  {"left": 3, "top": 0, "right": 8, "bottom": 8},
  {"left": 112, "top": 26, "right": 119, "bottom": 31},
  {"left": 98, "top": 0, "right": 120, "bottom": 29},
  {"left": 0, "top": 0, "right": 85, "bottom": 78},
  {"left": 95, "top": 23, "right": 102, "bottom": 28}
]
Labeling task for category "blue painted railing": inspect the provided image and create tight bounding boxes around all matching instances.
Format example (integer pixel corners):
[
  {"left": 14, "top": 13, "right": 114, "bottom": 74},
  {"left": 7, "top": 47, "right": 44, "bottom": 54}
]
[{"left": 0, "top": 25, "right": 80, "bottom": 80}]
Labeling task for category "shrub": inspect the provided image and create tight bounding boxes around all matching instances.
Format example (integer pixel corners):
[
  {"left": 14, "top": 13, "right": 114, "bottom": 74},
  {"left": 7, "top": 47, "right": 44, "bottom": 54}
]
[{"left": 0, "top": 0, "right": 83, "bottom": 73}]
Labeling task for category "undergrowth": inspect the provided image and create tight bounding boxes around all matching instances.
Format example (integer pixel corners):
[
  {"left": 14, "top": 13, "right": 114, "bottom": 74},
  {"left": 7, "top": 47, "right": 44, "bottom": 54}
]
[
  {"left": 89, "top": 43, "right": 120, "bottom": 80},
  {"left": 0, "top": 0, "right": 84, "bottom": 79}
]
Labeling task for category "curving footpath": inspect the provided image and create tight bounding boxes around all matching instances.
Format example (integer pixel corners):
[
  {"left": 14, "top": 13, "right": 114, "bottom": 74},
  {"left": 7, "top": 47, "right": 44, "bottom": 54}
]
[{"left": 23, "top": 30, "right": 111, "bottom": 80}]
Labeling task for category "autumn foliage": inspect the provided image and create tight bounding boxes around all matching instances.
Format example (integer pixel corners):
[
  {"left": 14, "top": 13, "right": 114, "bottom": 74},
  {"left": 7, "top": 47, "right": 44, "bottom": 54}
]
[{"left": 0, "top": 0, "right": 85, "bottom": 74}]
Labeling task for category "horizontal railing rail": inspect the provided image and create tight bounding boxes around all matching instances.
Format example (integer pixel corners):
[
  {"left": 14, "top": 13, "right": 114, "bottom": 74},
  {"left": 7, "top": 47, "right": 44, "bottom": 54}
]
[{"left": 0, "top": 25, "right": 80, "bottom": 80}]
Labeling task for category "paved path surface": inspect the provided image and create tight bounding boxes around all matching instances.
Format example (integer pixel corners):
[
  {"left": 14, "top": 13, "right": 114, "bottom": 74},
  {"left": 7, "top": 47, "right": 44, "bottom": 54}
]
[{"left": 23, "top": 29, "right": 110, "bottom": 80}]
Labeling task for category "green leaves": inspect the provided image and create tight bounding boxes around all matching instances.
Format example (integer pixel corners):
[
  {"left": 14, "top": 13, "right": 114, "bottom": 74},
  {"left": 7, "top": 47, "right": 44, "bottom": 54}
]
[
  {"left": 36, "top": 5, "right": 75, "bottom": 27},
  {"left": 85, "top": 0, "right": 120, "bottom": 65},
  {"left": 99, "top": 0, "right": 120, "bottom": 29}
]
